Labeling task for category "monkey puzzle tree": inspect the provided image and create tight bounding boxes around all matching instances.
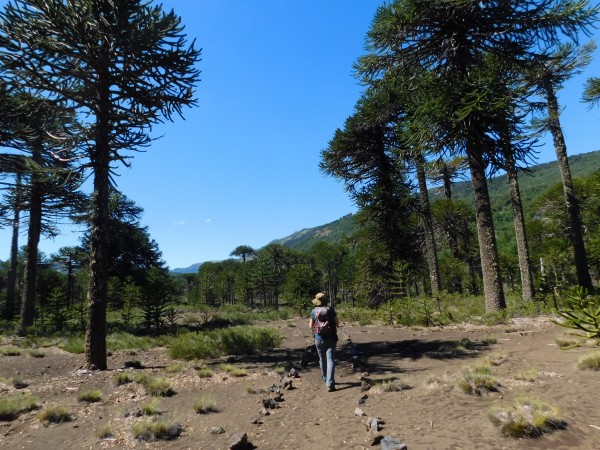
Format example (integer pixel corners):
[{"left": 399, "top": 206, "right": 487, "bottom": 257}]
[
  {"left": 0, "top": 0, "right": 201, "bottom": 369},
  {"left": 355, "top": 0, "right": 598, "bottom": 311}
]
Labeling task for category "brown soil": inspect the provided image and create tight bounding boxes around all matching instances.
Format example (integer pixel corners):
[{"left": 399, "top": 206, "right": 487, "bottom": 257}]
[{"left": 1, "top": 317, "right": 600, "bottom": 450}]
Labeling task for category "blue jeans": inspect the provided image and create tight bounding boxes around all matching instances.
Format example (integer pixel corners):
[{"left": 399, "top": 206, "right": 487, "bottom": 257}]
[{"left": 315, "top": 338, "right": 336, "bottom": 388}]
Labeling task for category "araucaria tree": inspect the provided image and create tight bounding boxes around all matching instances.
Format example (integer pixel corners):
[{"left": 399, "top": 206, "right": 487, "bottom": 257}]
[
  {"left": 356, "top": 0, "right": 598, "bottom": 311},
  {"left": 0, "top": 0, "right": 201, "bottom": 369}
]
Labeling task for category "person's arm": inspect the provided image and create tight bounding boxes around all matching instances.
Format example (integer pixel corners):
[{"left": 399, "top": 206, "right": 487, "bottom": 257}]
[{"left": 308, "top": 317, "right": 314, "bottom": 329}]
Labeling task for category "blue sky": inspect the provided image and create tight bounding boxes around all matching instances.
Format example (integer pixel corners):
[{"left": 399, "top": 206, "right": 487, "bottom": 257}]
[{"left": 1, "top": 1, "right": 599, "bottom": 270}]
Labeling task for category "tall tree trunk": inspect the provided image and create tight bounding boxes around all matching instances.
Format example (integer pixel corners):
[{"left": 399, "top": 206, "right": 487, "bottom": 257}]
[
  {"left": 466, "top": 137, "right": 506, "bottom": 311},
  {"left": 19, "top": 147, "right": 44, "bottom": 332},
  {"left": 85, "top": 65, "right": 111, "bottom": 370},
  {"left": 543, "top": 79, "right": 594, "bottom": 292},
  {"left": 4, "top": 173, "right": 21, "bottom": 321},
  {"left": 416, "top": 156, "right": 441, "bottom": 294},
  {"left": 506, "top": 152, "right": 535, "bottom": 301}
]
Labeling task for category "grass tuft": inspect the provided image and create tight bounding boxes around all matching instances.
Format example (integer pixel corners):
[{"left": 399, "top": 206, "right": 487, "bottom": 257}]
[
  {"left": 219, "top": 364, "right": 247, "bottom": 377},
  {"left": 96, "top": 424, "right": 114, "bottom": 439},
  {"left": 38, "top": 405, "right": 72, "bottom": 425},
  {"left": 132, "top": 418, "right": 182, "bottom": 441},
  {"left": 140, "top": 377, "right": 176, "bottom": 397},
  {"left": 555, "top": 336, "right": 581, "bottom": 349},
  {"left": 0, "top": 393, "right": 38, "bottom": 421},
  {"left": 78, "top": 389, "right": 102, "bottom": 403},
  {"left": 113, "top": 372, "right": 134, "bottom": 386},
  {"left": 29, "top": 349, "right": 46, "bottom": 358},
  {"left": 458, "top": 362, "right": 499, "bottom": 396},
  {"left": 514, "top": 368, "right": 540, "bottom": 382},
  {"left": 489, "top": 397, "right": 566, "bottom": 438},
  {"left": 577, "top": 352, "right": 600, "bottom": 371},
  {"left": 193, "top": 394, "right": 217, "bottom": 414},
  {"left": 0, "top": 346, "right": 21, "bottom": 356},
  {"left": 141, "top": 398, "right": 161, "bottom": 416}
]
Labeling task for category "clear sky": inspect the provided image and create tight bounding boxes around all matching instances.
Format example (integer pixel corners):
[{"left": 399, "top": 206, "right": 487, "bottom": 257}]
[{"left": 1, "top": 1, "right": 599, "bottom": 270}]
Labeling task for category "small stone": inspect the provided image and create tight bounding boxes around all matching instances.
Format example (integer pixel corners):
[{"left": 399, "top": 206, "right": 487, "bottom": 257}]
[
  {"left": 380, "top": 436, "right": 408, "bottom": 450},
  {"left": 210, "top": 426, "right": 225, "bottom": 434},
  {"left": 355, "top": 407, "right": 366, "bottom": 417},
  {"left": 229, "top": 431, "right": 248, "bottom": 450},
  {"left": 259, "top": 407, "right": 270, "bottom": 416}
]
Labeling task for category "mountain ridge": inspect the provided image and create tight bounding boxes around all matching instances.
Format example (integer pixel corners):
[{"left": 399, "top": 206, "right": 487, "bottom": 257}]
[{"left": 171, "top": 150, "right": 600, "bottom": 273}]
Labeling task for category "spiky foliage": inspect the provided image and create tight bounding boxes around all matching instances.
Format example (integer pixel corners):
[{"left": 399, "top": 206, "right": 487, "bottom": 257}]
[{"left": 552, "top": 287, "right": 600, "bottom": 341}]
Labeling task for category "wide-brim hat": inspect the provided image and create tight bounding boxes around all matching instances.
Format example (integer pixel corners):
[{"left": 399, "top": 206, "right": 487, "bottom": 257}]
[{"left": 312, "top": 292, "right": 327, "bottom": 306}]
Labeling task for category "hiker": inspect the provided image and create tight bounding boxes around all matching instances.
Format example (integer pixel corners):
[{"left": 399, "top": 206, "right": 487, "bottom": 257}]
[{"left": 309, "top": 292, "right": 339, "bottom": 392}]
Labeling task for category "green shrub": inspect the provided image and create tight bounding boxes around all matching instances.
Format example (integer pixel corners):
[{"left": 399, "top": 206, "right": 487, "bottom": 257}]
[
  {"left": 489, "top": 397, "right": 566, "bottom": 437},
  {"left": 38, "top": 405, "right": 72, "bottom": 424},
  {"left": 216, "top": 326, "right": 282, "bottom": 355},
  {"left": 132, "top": 419, "right": 182, "bottom": 441},
  {"left": 168, "top": 333, "right": 219, "bottom": 361},
  {"left": 59, "top": 337, "right": 85, "bottom": 354},
  {"left": 482, "top": 335, "right": 497, "bottom": 345},
  {"left": 0, "top": 393, "right": 38, "bottom": 421},
  {"left": 577, "top": 352, "right": 600, "bottom": 371},
  {"left": 78, "top": 389, "right": 102, "bottom": 403},
  {"left": 196, "top": 367, "right": 213, "bottom": 378},
  {"left": 165, "top": 364, "right": 185, "bottom": 374}
]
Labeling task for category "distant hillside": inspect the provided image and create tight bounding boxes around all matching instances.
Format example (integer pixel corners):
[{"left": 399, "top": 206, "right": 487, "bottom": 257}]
[
  {"left": 270, "top": 214, "right": 358, "bottom": 252},
  {"left": 172, "top": 150, "right": 600, "bottom": 269},
  {"left": 171, "top": 262, "right": 201, "bottom": 274}
]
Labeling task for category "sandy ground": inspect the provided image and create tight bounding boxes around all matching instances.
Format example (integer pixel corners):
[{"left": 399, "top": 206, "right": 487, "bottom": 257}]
[{"left": 1, "top": 316, "right": 600, "bottom": 450}]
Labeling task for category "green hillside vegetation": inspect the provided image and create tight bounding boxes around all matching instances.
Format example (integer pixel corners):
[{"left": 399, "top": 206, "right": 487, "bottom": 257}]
[{"left": 274, "top": 150, "right": 600, "bottom": 255}]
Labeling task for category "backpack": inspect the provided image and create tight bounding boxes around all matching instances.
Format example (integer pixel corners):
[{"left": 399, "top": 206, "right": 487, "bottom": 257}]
[{"left": 313, "top": 306, "right": 335, "bottom": 339}]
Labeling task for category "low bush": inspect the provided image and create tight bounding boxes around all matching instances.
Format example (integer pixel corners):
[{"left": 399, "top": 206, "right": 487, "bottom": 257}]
[
  {"left": 514, "top": 368, "right": 540, "bottom": 382},
  {"left": 141, "top": 377, "right": 175, "bottom": 397},
  {"left": 219, "top": 364, "right": 247, "bottom": 377},
  {"left": 0, "top": 346, "right": 21, "bottom": 356},
  {"left": 96, "top": 424, "right": 114, "bottom": 439}
]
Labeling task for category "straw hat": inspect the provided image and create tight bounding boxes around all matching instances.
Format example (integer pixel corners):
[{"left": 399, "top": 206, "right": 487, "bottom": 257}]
[{"left": 312, "top": 292, "right": 327, "bottom": 306}]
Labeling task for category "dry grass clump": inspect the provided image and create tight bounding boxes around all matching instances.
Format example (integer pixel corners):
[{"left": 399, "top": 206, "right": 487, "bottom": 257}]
[
  {"left": 141, "top": 399, "right": 161, "bottom": 416},
  {"left": 374, "top": 377, "right": 411, "bottom": 392},
  {"left": 78, "top": 389, "right": 102, "bottom": 403},
  {"left": 196, "top": 367, "right": 213, "bottom": 378},
  {"left": 0, "top": 346, "right": 21, "bottom": 356},
  {"left": 29, "top": 349, "right": 46, "bottom": 358},
  {"left": 0, "top": 393, "right": 38, "bottom": 421},
  {"left": 113, "top": 372, "right": 134, "bottom": 386},
  {"left": 38, "top": 405, "right": 72, "bottom": 425},
  {"left": 555, "top": 336, "right": 581, "bottom": 349},
  {"left": 132, "top": 418, "right": 182, "bottom": 441},
  {"left": 141, "top": 377, "right": 176, "bottom": 397},
  {"left": 219, "top": 363, "right": 247, "bottom": 377},
  {"left": 514, "top": 368, "right": 540, "bottom": 382},
  {"left": 489, "top": 397, "right": 566, "bottom": 437},
  {"left": 96, "top": 424, "right": 115, "bottom": 439},
  {"left": 165, "top": 364, "right": 186, "bottom": 374},
  {"left": 193, "top": 394, "right": 217, "bottom": 414},
  {"left": 482, "top": 354, "right": 508, "bottom": 366},
  {"left": 577, "top": 352, "right": 600, "bottom": 371},
  {"left": 482, "top": 335, "right": 497, "bottom": 345},
  {"left": 458, "top": 362, "right": 499, "bottom": 396}
]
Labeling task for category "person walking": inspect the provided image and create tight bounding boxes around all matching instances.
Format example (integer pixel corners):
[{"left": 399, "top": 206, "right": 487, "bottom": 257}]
[{"left": 309, "top": 292, "right": 339, "bottom": 392}]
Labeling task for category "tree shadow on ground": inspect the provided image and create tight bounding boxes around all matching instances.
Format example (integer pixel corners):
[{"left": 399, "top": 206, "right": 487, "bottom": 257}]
[{"left": 215, "top": 336, "right": 492, "bottom": 378}]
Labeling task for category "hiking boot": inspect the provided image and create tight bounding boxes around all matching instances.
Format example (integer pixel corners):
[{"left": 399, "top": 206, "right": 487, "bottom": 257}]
[{"left": 327, "top": 386, "right": 336, "bottom": 392}]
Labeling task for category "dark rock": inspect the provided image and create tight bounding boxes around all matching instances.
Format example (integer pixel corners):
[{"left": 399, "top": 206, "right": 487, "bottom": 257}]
[
  {"left": 281, "top": 377, "right": 293, "bottom": 390},
  {"left": 267, "top": 384, "right": 280, "bottom": 393},
  {"left": 250, "top": 417, "right": 264, "bottom": 424},
  {"left": 270, "top": 391, "right": 283, "bottom": 402},
  {"left": 229, "top": 431, "right": 249, "bottom": 450},
  {"left": 361, "top": 380, "right": 373, "bottom": 392},
  {"left": 288, "top": 368, "right": 299, "bottom": 378},
  {"left": 380, "top": 436, "right": 408, "bottom": 450},
  {"left": 369, "top": 433, "right": 384, "bottom": 446},
  {"left": 262, "top": 398, "right": 279, "bottom": 409},
  {"left": 357, "top": 394, "right": 368, "bottom": 405}
]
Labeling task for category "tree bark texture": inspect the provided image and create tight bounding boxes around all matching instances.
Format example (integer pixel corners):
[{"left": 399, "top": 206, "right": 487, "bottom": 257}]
[
  {"left": 4, "top": 174, "right": 21, "bottom": 321},
  {"left": 19, "top": 147, "right": 43, "bottom": 332},
  {"left": 544, "top": 80, "right": 594, "bottom": 292},
  {"left": 506, "top": 159, "right": 535, "bottom": 301},
  {"left": 416, "top": 157, "right": 441, "bottom": 294},
  {"left": 467, "top": 139, "right": 506, "bottom": 311}
]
